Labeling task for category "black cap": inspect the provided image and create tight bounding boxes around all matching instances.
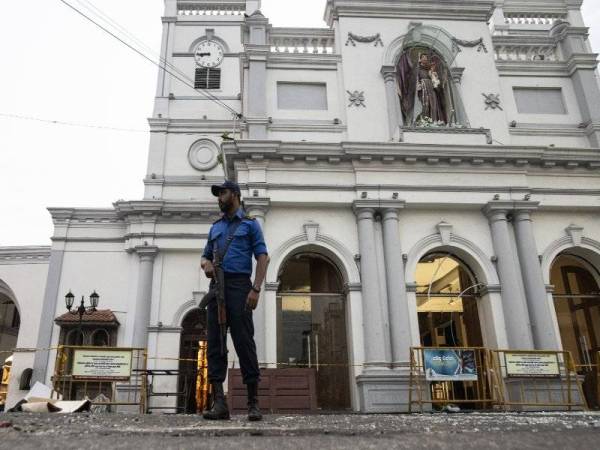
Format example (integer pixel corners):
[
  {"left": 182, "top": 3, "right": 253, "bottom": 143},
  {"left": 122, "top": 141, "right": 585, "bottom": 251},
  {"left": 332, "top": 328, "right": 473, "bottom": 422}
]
[{"left": 211, "top": 180, "right": 241, "bottom": 197}]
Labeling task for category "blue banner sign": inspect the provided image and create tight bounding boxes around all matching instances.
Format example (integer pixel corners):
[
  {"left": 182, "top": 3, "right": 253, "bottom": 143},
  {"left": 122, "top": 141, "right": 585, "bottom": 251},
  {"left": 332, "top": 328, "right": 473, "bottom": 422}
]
[{"left": 423, "top": 349, "right": 478, "bottom": 381}]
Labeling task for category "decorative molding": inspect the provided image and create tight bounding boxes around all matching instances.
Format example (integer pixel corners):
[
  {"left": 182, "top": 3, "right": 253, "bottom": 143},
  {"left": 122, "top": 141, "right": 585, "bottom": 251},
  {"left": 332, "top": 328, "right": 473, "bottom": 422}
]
[
  {"left": 171, "top": 296, "right": 204, "bottom": 327},
  {"left": 188, "top": 139, "right": 220, "bottom": 171},
  {"left": 266, "top": 231, "right": 360, "bottom": 285},
  {"left": 405, "top": 233, "right": 500, "bottom": 286},
  {"left": 345, "top": 32, "right": 383, "bottom": 47},
  {"left": 401, "top": 126, "right": 493, "bottom": 144},
  {"left": 540, "top": 236, "right": 600, "bottom": 284},
  {"left": 452, "top": 37, "right": 488, "bottom": 53},
  {"left": 482, "top": 93, "right": 503, "bottom": 111},
  {"left": 223, "top": 140, "right": 600, "bottom": 172},
  {"left": 303, "top": 221, "right": 320, "bottom": 243},
  {"left": 345, "top": 282, "right": 362, "bottom": 292},
  {"left": 566, "top": 224, "right": 584, "bottom": 246},
  {"left": 480, "top": 284, "right": 502, "bottom": 295},
  {"left": 451, "top": 67, "right": 465, "bottom": 85},
  {"left": 148, "top": 325, "right": 183, "bottom": 334},
  {"left": 265, "top": 282, "right": 280, "bottom": 292},
  {"left": 0, "top": 246, "right": 51, "bottom": 264},
  {"left": 347, "top": 90, "right": 366, "bottom": 108},
  {"left": 436, "top": 222, "right": 453, "bottom": 245},
  {"left": 325, "top": 1, "right": 495, "bottom": 26}
]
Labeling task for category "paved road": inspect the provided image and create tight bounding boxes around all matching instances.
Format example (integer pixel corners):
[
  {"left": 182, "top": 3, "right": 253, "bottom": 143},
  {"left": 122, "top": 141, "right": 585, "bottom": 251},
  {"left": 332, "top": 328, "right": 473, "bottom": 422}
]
[{"left": 0, "top": 412, "right": 599, "bottom": 449}]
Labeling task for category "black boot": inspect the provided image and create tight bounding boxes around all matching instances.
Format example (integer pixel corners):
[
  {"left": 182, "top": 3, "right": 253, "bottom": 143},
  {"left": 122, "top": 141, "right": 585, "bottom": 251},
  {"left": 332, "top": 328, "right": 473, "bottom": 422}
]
[
  {"left": 202, "top": 383, "right": 230, "bottom": 420},
  {"left": 247, "top": 382, "right": 263, "bottom": 421}
]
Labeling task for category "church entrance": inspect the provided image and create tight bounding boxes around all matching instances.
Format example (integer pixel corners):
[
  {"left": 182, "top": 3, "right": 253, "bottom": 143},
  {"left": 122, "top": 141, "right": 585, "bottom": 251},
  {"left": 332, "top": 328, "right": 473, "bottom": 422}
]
[
  {"left": 551, "top": 253, "right": 600, "bottom": 409},
  {"left": 415, "top": 253, "right": 485, "bottom": 409},
  {"left": 178, "top": 308, "right": 207, "bottom": 413},
  {"left": 276, "top": 253, "right": 351, "bottom": 411}
]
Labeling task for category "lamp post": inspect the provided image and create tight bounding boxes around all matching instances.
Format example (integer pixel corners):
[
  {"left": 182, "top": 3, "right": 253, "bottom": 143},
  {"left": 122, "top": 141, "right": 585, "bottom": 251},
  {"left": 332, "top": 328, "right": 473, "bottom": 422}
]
[{"left": 65, "top": 291, "right": 99, "bottom": 345}]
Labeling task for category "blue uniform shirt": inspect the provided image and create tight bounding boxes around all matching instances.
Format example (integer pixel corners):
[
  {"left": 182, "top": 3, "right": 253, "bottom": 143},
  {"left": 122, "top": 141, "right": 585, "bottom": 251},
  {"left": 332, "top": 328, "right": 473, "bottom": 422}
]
[{"left": 202, "top": 208, "right": 268, "bottom": 275}]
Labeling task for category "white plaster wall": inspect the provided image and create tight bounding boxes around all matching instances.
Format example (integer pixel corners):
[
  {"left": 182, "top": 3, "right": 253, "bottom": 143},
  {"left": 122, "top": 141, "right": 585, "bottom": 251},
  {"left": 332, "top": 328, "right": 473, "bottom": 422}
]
[
  {"left": 0, "top": 259, "right": 49, "bottom": 407},
  {"left": 266, "top": 69, "right": 342, "bottom": 122},
  {"left": 500, "top": 76, "right": 584, "bottom": 126},
  {"left": 156, "top": 251, "right": 207, "bottom": 328}
]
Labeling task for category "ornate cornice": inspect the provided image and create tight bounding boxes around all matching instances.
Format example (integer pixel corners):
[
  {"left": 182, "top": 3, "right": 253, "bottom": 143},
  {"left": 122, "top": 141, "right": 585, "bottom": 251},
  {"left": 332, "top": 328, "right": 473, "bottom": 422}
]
[
  {"left": 325, "top": 0, "right": 495, "bottom": 25},
  {"left": 0, "top": 246, "right": 51, "bottom": 264},
  {"left": 114, "top": 200, "right": 220, "bottom": 222},
  {"left": 223, "top": 140, "right": 600, "bottom": 172}
]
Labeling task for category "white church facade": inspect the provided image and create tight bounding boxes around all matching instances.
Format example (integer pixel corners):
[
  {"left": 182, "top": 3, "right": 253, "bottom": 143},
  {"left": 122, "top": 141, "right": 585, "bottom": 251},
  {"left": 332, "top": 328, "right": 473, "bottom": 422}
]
[{"left": 1, "top": 0, "right": 600, "bottom": 412}]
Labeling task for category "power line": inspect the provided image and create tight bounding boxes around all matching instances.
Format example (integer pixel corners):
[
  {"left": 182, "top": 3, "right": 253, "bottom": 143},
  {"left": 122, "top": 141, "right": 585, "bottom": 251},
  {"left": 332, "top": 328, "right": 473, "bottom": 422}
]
[
  {"left": 57, "top": 0, "right": 242, "bottom": 118},
  {"left": 0, "top": 112, "right": 147, "bottom": 133},
  {"left": 66, "top": 0, "right": 240, "bottom": 117}
]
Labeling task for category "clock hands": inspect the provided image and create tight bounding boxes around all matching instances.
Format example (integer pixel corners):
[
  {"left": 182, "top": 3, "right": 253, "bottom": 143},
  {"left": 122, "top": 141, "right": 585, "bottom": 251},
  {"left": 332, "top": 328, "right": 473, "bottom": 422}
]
[{"left": 197, "top": 52, "right": 211, "bottom": 57}]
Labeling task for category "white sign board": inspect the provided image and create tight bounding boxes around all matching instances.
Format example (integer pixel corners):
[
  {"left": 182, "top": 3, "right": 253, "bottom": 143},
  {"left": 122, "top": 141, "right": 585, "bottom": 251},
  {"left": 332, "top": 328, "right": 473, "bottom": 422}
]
[
  {"left": 504, "top": 352, "right": 561, "bottom": 378},
  {"left": 72, "top": 350, "right": 132, "bottom": 381}
]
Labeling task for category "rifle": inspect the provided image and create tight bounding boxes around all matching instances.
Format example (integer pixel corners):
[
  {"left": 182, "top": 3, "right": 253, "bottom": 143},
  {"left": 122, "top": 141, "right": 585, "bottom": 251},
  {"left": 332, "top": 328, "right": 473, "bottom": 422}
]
[
  {"left": 198, "top": 221, "right": 242, "bottom": 355},
  {"left": 213, "top": 241, "right": 228, "bottom": 356}
]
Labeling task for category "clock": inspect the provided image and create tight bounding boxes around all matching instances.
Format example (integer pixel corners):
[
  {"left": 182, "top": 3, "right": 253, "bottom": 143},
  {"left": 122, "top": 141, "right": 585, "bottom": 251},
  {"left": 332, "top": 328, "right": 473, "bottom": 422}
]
[{"left": 194, "top": 41, "right": 225, "bottom": 68}]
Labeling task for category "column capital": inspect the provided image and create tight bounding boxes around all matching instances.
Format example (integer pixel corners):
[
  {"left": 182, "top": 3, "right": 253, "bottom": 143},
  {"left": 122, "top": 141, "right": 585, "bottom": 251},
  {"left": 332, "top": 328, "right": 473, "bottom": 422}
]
[
  {"left": 352, "top": 200, "right": 377, "bottom": 219},
  {"left": 244, "top": 197, "right": 271, "bottom": 219},
  {"left": 380, "top": 65, "right": 396, "bottom": 82},
  {"left": 482, "top": 201, "right": 511, "bottom": 221},
  {"left": 265, "top": 282, "right": 280, "bottom": 292},
  {"left": 135, "top": 246, "right": 159, "bottom": 261},
  {"left": 513, "top": 201, "right": 540, "bottom": 221}
]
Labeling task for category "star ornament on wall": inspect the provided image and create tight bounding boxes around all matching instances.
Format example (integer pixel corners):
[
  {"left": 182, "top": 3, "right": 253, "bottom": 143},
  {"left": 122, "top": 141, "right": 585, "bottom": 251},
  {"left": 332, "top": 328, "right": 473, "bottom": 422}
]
[
  {"left": 482, "top": 93, "right": 503, "bottom": 110},
  {"left": 347, "top": 90, "right": 366, "bottom": 107}
]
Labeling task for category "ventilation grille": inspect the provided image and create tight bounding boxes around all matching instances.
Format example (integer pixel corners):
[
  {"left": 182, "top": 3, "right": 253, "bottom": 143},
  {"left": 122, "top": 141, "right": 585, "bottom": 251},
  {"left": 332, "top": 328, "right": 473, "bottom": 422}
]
[{"left": 195, "top": 68, "right": 221, "bottom": 90}]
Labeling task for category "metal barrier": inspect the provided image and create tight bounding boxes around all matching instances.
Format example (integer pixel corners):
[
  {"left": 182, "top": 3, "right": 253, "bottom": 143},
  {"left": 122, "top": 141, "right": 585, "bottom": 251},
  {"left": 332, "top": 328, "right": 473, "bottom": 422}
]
[
  {"left": 409, "top": 347, "right": 501, "bottom": 412},
  {"left": 52, "top": 345, "right": 147, "bottom": 413},
  {"left": 489, "top": 350, "right": 587, "bottom": 411}
]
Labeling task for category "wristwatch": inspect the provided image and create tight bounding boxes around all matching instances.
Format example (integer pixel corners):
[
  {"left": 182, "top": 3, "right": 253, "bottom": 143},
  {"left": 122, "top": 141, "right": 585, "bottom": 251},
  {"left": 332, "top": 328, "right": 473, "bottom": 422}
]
[{"left": 251, "top": 285, "right": 261, "bottom": 294}]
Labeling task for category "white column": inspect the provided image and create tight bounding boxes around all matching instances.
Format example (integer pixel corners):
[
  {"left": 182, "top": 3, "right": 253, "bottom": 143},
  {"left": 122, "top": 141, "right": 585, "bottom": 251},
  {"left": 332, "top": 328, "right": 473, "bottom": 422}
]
[
  {"left": 132, "top": 246, "right": 159, "bottom": 349},
  {"left": 382, "top": 207, "right": 412, "bottom": 366},
  {"left": 264, "top": 283, "right": 279, "bottom": 368},
  {"left": 245, "top": 12, "right": 270, "bottom": 139},
  {"left": 381, "top": 66, "right": 403, "bottom": 141},
  {"left": 353, "top": 204, "right": 388, "bottom": 370},
  {"left": 245, "top": 199, "right": 270, "bottom": 366},
  {"left": 513, "top": 205, "right": 562, "bottom": 350},
  {"left": 483, "top": 203, "right": 534, "bottom": 349}
]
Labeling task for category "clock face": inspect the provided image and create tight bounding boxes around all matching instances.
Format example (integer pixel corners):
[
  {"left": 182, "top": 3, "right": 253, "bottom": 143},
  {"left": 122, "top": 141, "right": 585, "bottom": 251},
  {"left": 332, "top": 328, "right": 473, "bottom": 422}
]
[{"left": 194, "top": 41, "right": 224, "bottom": 68}]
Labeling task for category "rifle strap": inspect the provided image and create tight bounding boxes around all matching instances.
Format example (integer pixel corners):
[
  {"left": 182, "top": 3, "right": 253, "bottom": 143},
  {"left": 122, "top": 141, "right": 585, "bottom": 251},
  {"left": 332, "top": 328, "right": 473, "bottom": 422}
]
[{"left": 216, "top": 219, "right": 243, "bottom": 265}]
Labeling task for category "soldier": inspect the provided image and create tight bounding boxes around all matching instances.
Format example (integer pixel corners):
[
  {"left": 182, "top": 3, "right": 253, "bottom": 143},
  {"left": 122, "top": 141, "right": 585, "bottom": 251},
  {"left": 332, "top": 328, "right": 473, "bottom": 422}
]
[{"left": 200, "top": 180, "right": 269, "bottom": 421}]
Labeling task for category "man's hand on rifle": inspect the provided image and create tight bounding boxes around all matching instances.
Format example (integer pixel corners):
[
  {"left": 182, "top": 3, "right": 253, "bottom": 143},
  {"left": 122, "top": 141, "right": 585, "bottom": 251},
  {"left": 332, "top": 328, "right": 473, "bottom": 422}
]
[{"left": 201, "top": 258, "right": 215, "bottom": 278}]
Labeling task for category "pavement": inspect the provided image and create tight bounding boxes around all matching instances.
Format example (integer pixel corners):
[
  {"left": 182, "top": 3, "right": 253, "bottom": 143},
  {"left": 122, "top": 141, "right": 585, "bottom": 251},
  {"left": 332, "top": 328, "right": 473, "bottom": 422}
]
[{"left": 0, "top": 412, "right": 599, "bottom": 449}]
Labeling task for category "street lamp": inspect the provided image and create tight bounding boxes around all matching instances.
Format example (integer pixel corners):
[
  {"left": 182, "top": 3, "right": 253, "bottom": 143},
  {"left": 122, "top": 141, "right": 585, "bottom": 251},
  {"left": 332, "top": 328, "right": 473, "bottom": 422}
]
[{"left": 65, "top": 290, "right": 100, "bottom": 345}]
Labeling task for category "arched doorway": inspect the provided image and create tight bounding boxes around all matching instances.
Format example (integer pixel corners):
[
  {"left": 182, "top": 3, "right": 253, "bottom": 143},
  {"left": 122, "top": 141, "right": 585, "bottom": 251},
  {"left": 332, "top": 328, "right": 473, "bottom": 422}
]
[
  {"left": 0, "top": 296, "right": 20, "bottom": 366},
  {"left": 277, "top": 252, "right": 351, "bottom": 410},
  {"left": 177, "top": 308, "right": 207, "bottom": 413},
  {"left": 415, "top": 253, "right": 483, "bottom": 348},
  {"left": 551, "top": 253, "right": 600, "bottom": 409},
  {"left": 415, "top": 252, "right": 485, "bottom": 409},
  {"left": 0, "top": 283, "right": 19, "bottom": 408}
]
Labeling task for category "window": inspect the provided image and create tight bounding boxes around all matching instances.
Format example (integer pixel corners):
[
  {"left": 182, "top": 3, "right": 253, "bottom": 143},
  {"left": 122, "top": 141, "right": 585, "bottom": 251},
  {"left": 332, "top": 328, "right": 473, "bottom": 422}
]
[
  {"left": 195, "top": 68, "right": 221, "bottom": 90},
  {"left": 277, "top": 82, "right": 328, "bottom": 110},
  {"left": 513, "top": 87, "right": 566, "bottom": 114}
]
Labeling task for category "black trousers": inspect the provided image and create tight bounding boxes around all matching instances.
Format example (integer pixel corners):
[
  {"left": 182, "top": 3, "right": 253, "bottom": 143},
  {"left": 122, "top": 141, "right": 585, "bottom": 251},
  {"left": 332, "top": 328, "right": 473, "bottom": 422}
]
[{"left": 207, "top": 276, "right": 260, "bottom": 385}]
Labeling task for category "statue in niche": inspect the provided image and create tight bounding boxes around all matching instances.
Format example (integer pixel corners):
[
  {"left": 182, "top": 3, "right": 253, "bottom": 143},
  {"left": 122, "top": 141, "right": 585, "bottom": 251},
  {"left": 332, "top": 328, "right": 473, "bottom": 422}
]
[{"left": 396, "top": 47, "right": 466, "bottom": 127}]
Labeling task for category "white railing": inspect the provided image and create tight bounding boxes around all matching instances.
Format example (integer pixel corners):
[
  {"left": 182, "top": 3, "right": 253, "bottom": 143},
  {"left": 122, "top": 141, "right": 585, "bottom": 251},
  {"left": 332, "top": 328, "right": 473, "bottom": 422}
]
[
  {"left": 269, "top": 28, "right": 335, "bottom": 54},
  {"left": 504, "top": 14, "right": 566, "bottom": 25},
  {"left": 494, "top": 44, "right": 559, "bottom": 61},
  {"left": 178, "top": 1, "right": 246, "bottom": 16}
]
